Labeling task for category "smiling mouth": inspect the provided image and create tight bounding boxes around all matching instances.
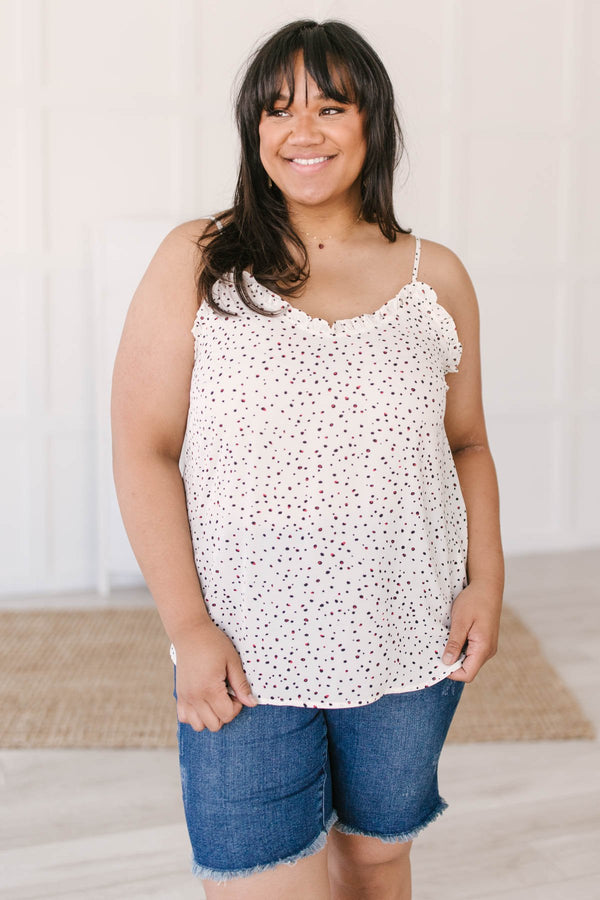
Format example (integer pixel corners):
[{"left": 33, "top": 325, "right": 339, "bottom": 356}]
[{"left": 287, "top": 155, "right": 334, "bottom": 166}]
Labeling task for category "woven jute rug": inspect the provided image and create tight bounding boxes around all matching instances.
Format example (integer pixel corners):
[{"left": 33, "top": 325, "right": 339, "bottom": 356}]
[{"left": 0, "top": 604, "right": 594, "bottom": 748}]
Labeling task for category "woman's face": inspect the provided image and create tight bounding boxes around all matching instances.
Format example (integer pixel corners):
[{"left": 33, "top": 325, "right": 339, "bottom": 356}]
[{"left": 258, "top": 53, "right": 367, "bottom": 211}]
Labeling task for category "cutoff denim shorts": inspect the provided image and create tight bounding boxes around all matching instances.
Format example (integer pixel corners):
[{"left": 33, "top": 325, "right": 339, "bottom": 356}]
[{"left": 173, "top": 667, "right": 464, "bottom": 885}]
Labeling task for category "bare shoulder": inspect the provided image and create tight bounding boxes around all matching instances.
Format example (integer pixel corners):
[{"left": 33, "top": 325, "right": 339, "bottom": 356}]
[
  {"left": 116, "top": 218, "right": 216, "bottom": 362},
  {"left": 111, "top": 218, "right": 214, "bottom": 459},
  {"left": 172, "top": 217, "right": 214, "bottom": 242},
  {"left": 173, "top": 212, "right": 232, "bottom": 240},
  {"left": 135, "top": 217, "right": 214, "bottom": 315},
  {"left": 417, "top": 237, "right": 479, "bottom": 325},
  {"left": 166, "top": 217, "right": 212, "bottom": 265}
]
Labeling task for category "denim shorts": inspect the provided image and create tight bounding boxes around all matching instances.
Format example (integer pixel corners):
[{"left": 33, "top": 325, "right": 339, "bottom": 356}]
[{"left": 173, "top": 667, "right": 464, "bottom": 884}]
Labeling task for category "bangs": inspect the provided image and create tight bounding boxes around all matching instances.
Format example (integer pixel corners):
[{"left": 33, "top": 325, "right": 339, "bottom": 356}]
[{"left": 255, "top": 28, "right": 367, "bottom": 112}]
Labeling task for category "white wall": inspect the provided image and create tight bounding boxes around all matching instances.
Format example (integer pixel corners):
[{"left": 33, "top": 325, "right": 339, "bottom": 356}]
[{"left": 1, "top": 0, "right": 599, "bottom": 595}]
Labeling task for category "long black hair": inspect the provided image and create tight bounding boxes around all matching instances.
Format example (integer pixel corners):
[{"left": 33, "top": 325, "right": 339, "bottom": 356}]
[{"left": 196, "top": 19, "right": 411, "bottom": 317}]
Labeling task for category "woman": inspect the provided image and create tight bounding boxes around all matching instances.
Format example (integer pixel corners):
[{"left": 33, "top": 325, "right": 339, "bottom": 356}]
[{"left": 112, "top": 18, "right": 504, "bottom": 900}]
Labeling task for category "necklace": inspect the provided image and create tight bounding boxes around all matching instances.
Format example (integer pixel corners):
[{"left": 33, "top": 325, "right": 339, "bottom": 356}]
[{"left": 301, "top": 213, "right": 362, "bottom": 250}]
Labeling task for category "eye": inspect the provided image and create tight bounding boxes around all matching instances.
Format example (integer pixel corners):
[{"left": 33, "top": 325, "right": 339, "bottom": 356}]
[
  {"left": 265, "top": 107, "right": 289, "bottom": 118},
  {"left": 320, "top": 106, "right": 346, "bottom": 116}
]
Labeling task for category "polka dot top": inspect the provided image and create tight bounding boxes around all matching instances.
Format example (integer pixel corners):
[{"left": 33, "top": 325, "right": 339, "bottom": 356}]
[{"left": 170, "top": 229, "right": 468, "bottom": 708}]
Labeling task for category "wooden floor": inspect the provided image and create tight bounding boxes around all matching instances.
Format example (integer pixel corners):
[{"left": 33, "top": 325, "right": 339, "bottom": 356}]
[{"left": 1, "top": 548, "right": 599, "bottom": 899}]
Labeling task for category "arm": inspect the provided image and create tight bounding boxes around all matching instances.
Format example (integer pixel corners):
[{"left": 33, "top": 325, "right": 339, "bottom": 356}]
[
  {"left": 111, "top": 220, "right": 257, "bottom": 730},
  {"left": 111, "top": 221, "right": 211, "bottom": 642},
  {"left": 426, "top": 243, "right": 505, "bottom": 682}
]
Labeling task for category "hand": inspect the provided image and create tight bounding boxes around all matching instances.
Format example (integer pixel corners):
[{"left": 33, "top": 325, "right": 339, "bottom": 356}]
[
  {"left": 442, "top": 581, "right": 502, "bottom": 683},
  {"left": 173, "top": 620, "right": 258, "bottom": 733}
]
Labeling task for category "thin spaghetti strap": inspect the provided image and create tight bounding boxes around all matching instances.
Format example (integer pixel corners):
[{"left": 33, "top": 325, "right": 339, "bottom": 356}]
[
  {"left": 208, "top": 214, "right": 224, "bottom": 232},
  {"left": 411, "top": 235, "right": 421, "bottom": 283}
]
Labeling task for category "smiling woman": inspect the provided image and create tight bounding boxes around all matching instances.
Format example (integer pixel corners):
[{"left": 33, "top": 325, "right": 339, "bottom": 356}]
[
  {"left": 257, "top": 56, "right": 368, "bottom": 214},
  {"left": 196, "top": 19, "right": 410, "bottom": 314},
  {"left": 111, "top": 16, "right": 504, "bottom": 900}
]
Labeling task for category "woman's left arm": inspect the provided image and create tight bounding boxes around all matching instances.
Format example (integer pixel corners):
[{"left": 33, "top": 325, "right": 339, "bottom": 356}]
[{"left": 432, "top": 244, "right": 505, "bottom": 682}]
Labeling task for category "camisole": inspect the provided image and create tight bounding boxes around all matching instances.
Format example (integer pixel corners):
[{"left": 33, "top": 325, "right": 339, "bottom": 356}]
[{"left": 170, "top": 225, "right": 468, "bottom": 708}]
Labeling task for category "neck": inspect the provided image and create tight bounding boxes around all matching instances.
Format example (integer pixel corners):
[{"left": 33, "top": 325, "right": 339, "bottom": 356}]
[{"left": 287, "top": 196, "right": 363, "bottom": 240}]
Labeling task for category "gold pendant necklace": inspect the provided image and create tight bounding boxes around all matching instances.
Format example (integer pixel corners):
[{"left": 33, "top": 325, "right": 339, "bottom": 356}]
[{"left": 302, "top": 213, "right": 362, "bottom": 250}]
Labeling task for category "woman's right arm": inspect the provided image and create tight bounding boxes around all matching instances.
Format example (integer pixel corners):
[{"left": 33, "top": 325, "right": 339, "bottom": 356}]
[{"left": 111, "top": 221, "right": 257, "bottom": 731}]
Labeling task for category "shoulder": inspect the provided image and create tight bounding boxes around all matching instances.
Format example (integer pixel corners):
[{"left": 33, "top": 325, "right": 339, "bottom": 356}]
[
  {"left": 152, "top": 217, "right": 218, "bottom": 285},
  {"left": 128, "top": 218, "right": 219, "bottom": 328},
  {"left": 417, "top": 237, "right": 479, "bottom": 326},
  {"left": 164, "top": 217, "right": 213, "bottom": 252},
  {"left": 171, "top": 217, "right": 215, "bottom": 238}
]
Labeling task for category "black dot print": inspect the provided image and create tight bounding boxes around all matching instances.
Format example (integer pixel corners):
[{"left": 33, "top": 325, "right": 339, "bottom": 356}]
[{"left": 170, "top": 236, "right": 469, "bottom": 708}]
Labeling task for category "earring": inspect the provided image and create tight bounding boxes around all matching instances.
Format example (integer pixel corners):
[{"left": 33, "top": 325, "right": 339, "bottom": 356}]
[{"left": 268, "top": 176, "right": 273, "bottom": 189}]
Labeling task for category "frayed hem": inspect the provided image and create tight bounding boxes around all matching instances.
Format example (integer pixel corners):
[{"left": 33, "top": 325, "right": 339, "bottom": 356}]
[
  {"left": 190, "top": 808, "right": 340, "bottom": 884},
  {"left": 332, "top": 798, "right": 449, "bottom": 843}
]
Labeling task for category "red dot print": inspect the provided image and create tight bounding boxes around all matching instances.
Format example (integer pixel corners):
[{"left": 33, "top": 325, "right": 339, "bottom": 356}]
[{"left": 178, "top": 233, "right": 467, "bottom": 707}]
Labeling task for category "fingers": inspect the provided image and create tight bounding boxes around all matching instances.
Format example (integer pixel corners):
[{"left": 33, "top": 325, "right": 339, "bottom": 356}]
[
  {"left": 442, "top": 640, "right": 496, "bottom": 683},
  {"left": 177, "top": 701, "right": 208, "bottom": 731},
  {"left": 212, "top": 691, "right": 244, "bottom": 728},
  {"left": 177, "top": 692, "right": 244, "bottom": 733},
  {"left": 172, "top": 626, "right": 258, "bottom": 733},
  {"left": 447, "top": 653, "right": 481, "bottom": 683},
  {"left": 226, "top": 660, "right": 259, "bottom": 708},
  {"left": 442, "top": 626, "right": 469, "bottom": 665},
  {"left": 442, "top": 583, "right": 502, "bottom": 684}
]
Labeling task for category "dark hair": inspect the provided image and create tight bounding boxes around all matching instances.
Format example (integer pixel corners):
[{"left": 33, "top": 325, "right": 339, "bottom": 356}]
[{"left": 196, "top": 19, "right": 411, "bottom": 317}]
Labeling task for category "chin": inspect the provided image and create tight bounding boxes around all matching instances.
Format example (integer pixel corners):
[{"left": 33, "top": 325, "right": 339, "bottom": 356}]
[{"left": 280, "top": 186, "right": 344, "bottom": 206}]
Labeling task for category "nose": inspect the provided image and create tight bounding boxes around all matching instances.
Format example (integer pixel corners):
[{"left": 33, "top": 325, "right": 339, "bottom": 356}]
[{"left": 287, "top": 110, "right": 325, "bottom": 146}]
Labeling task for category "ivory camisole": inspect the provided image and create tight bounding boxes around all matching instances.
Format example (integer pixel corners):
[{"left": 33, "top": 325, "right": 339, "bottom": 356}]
[{"left": 170, "top": 228, "right": 468, "bottom": 708}]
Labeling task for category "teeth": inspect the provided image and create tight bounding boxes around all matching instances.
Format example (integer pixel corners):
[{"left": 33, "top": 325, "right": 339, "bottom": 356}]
[{"left": 291, "top": 156, "right": 330, "bottom": 166}]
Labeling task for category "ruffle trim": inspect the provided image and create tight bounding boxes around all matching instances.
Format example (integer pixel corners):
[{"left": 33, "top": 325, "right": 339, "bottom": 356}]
[
  {"left": 415, "top": 282, "right": 463, "bottom": 374},
  {"left": 243, "top": 269, "right": 408, "bottom": 335},
  {"left": 284, "top": 292, "right": 406, "bottom": 334},
  {"left": 190, "top": 280, "right": 242, "bottom": 339},
  {"left": 191, "top": 273, "right": 463, "bottom": 374}
]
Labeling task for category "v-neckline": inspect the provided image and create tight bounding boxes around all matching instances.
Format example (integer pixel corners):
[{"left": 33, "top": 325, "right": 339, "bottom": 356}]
[{"left": 242, "top": 270, "right": 425, "bottom": 335}]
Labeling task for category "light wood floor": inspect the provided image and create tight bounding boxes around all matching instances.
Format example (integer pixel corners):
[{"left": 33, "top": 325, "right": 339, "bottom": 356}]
[{"left": 1, "top": 548, "right": 599, "bottom": 899}]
